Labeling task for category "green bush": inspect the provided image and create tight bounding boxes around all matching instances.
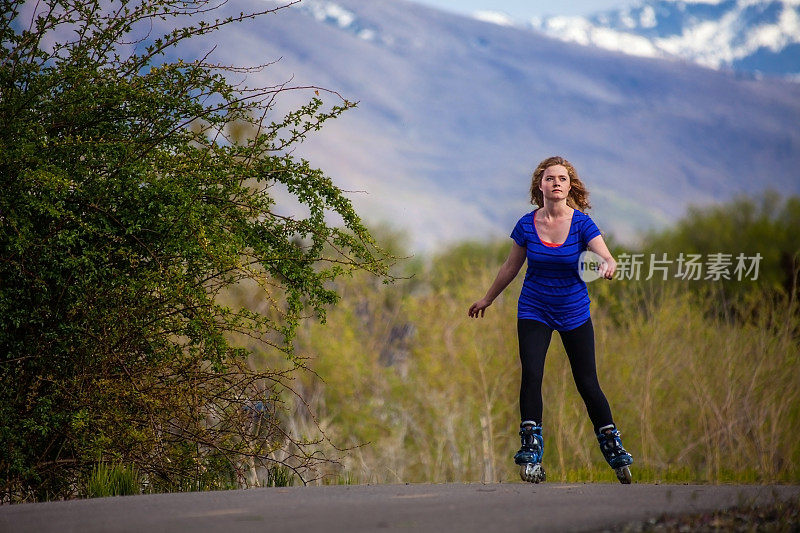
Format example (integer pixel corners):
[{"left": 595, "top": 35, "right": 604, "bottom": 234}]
[{"left": 0, "top": 0, "right": 389, "bottom": 502}]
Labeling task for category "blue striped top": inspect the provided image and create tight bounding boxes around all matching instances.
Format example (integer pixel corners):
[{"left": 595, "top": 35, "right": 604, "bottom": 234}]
[{"left": 510, "top": 209, "right": 602, "bottom": 331}]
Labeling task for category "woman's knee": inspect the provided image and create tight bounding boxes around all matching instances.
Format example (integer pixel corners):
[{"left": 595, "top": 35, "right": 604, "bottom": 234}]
[{"left": 573, "top": 375, "right": 603, "bottom": 400}]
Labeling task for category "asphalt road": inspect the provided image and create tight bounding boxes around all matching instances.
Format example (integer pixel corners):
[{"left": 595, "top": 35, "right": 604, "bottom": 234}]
[{"left": 1, "top": 483, "right": 798, "bottom": 533}]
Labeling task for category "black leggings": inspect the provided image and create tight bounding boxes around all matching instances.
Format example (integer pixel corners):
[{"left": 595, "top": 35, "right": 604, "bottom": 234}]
[{"left": 518, "top": 317, "right": 614, "bottom": 433}]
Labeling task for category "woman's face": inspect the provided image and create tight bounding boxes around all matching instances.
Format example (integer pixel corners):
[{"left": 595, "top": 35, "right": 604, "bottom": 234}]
[{"left": 539, "top": 164, "right": 571, "bottom": 202}]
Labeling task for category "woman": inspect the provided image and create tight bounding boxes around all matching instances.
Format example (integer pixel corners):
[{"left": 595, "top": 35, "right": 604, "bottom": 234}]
[{"left": 468, "top": 156, "right": 633, "bottom": 484}]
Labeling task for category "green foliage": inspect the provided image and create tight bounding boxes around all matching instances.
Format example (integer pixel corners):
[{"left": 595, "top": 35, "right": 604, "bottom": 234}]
[
  {"left": 642, "top": 191, "right": 800, "bottom": 298},
  {"left": 87, "top": 462, "right": 140, "bottom": 498},
  {"left": 0, "top": 0, "right": 389, "bottom": 501}
]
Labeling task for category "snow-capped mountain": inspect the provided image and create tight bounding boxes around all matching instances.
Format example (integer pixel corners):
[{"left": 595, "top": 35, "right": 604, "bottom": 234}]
[
  {"left": 175, "top": 0, "right": 800, "bottom": 253},
  {"left": 527, "top": 0, "right": 800, "bottom": 79},
  {"left": 288, "top": 0, "right": 384, "bottom": 43}
]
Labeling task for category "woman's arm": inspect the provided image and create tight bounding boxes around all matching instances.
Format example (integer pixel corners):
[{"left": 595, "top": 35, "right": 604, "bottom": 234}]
[
  {"left": 587, "top": 234, "right": 617, "bottom": 280},
  {"left": 468, "top": 242, "right": 527, "bottom": 318}
]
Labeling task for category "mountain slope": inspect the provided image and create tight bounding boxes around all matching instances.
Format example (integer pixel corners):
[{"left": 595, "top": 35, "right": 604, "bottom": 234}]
[{"left": 179, "top": 0, "right": 800, "bottom": 252}]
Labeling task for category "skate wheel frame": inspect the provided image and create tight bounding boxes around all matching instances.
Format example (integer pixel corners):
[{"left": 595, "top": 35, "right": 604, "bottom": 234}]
[
  {"left": 519, "top": 463, "right": 546, "bottom": 483},
  {"left": 615, "top": 466, "right": 632, "bottom": 484}
]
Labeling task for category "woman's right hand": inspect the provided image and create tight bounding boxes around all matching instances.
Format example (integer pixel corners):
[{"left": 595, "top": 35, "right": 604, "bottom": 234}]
[
  {"left": 468, "top": 298, "right": 492, "bottom": 318},
  {"left": 468, "top": 242, "right": 525, "bottom": 319}
]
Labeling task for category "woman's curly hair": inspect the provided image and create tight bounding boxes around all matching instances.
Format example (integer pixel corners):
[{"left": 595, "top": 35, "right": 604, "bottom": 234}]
[{"left": 529, "top": 156, "right": 591, "bottom": 212}]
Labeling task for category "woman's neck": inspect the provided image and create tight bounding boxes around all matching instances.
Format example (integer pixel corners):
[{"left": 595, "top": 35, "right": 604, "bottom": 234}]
[{"left": 539, "top": 201, "right": 573, "bottom": 220}]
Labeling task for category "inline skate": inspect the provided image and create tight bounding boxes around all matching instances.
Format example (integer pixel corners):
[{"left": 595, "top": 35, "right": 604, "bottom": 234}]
[
  {"left": 597, "top": 425, "right": 633, "bottom": 484},
  {"left": 514, "top": 421, "right": 545, "bottom": 483}
]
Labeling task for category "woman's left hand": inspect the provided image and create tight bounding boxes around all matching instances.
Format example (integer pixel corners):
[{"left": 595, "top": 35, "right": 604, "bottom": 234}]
[
  {"left": 587, "top": 235, "right": 617, "bottom": 280},
  {"left": 599, "top": 257, "right": 616, "bottom": 280}
]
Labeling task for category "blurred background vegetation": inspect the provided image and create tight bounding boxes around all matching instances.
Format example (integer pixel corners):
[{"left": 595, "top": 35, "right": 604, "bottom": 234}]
[{"left": 264, "top": 192, "right": 800, "bottom": 485}]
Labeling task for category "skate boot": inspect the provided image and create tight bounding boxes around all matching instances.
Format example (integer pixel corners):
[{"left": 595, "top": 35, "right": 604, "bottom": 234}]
[
  {"left": 513, "top": 421, "right": 545, "bottom": 483},
  {"left": 597, "top": 425, "right": 633, "bottom": 484}
]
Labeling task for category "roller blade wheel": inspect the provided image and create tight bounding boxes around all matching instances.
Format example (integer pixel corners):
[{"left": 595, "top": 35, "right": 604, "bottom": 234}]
[
  {"left": 615, "top": 465, "right": 632, "bottom": 484},
  {"left": 519, "top": 463, "right": 546, "bottom": 483}
]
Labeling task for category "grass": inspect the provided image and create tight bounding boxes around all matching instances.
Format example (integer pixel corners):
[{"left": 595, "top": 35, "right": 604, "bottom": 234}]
[
  {"left": 87, "top": 462, "right": 140, "bottom": 498},
  {"left": 284, "top": 258, "right": 800, "bottom": 486},
  {"left": 266, "top": 465, "right": 294, "bottom": 487}
]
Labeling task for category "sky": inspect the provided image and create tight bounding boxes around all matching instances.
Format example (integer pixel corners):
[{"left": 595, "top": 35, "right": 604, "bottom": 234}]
[{"left": 411, "top": 0, "right": 634, "bottom": 19}]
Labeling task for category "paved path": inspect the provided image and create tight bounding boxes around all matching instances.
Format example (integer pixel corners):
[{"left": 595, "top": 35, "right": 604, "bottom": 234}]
[{"left": 1, "top": 483, "right": 798, "bottom": 532}]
